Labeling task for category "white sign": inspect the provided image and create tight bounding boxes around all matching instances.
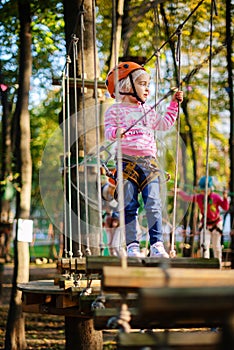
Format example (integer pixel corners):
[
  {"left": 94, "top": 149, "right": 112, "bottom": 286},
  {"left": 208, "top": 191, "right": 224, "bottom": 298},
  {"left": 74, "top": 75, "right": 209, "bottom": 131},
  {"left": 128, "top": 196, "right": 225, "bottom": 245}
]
[{"left": 13, "top": 219, "right": 33, "bottom": 242}]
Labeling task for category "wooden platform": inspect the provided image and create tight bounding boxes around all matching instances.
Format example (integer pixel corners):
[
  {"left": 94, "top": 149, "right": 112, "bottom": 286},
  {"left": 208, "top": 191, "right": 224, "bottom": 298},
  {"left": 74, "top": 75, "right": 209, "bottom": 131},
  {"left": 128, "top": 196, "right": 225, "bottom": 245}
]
[
  {"left": 101, "top": 266, "right": 234, "bottom": 291},
  {"left": 18, "top": 279, "right": 101, "bottom": 317},
  {"left": 86, "top": 256, "right": 220, "bottom": 274},
  {"left": 98, "top": 266, "right": 234, "bottom": 349}
]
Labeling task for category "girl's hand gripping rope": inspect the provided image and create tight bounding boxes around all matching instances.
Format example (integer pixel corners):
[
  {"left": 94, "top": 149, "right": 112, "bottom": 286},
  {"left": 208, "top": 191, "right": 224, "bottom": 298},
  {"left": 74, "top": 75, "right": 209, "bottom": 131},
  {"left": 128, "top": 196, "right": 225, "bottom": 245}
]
[{"left": 172, "top": 90, "right": 183, "bottom": 103}]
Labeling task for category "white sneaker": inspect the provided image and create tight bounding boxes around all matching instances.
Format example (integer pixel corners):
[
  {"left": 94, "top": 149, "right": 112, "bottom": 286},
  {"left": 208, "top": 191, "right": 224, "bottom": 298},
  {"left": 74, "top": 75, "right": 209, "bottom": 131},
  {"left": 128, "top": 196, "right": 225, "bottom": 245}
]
[
  {"left": 150, "top": 242, "right": 169, "bottom": 258},
  {"left": 127, "top": 243, "right": 144, "bottom": 257}
]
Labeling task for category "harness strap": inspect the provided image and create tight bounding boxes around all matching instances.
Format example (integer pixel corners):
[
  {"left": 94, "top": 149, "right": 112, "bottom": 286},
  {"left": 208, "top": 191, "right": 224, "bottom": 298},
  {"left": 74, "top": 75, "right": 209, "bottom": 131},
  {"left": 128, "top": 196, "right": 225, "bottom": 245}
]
[
  {"left": 199, "top": 219, "right": 223, "bottom": 235},
  {"left": 122, "top": 159, "right": 160, "bottom": 191},
  {"left": 122, "top": 162, "right": 140, "bottom": 186}
]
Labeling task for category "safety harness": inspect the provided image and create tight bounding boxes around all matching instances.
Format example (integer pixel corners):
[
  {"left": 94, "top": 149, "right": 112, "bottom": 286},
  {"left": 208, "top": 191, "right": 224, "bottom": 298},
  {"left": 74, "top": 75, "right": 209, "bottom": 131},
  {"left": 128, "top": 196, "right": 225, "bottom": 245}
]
[
  {"left": 113, "top": 155, "right": 170, "bottom": 192},
  {"left": 199, "top": 217, "right": 223, "bottom": 235}
]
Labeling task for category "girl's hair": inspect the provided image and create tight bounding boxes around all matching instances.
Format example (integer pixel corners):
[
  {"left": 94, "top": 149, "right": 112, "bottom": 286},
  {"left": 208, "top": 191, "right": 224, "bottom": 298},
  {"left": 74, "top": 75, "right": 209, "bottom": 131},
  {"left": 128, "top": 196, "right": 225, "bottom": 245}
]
[{"left": 117, "top": 69, "right": 149, "bottom": 99}]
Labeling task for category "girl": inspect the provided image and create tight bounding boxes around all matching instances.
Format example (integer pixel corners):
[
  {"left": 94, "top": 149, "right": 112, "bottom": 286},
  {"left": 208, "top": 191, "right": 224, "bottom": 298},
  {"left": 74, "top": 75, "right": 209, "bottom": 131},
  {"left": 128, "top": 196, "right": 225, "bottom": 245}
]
[{"left": 104, "top": 62, "right": 183, "bottom": 257}]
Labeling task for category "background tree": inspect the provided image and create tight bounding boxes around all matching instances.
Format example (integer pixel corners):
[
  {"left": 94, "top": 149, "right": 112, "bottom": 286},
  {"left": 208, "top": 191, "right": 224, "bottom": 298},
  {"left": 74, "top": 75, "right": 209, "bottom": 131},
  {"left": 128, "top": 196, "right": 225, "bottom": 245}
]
[
  {"left": 62, "top": 0, "right": 103, "bottom": 349},
  {"left": 5, "top": 0, "right": 32, "bottom": 348}
]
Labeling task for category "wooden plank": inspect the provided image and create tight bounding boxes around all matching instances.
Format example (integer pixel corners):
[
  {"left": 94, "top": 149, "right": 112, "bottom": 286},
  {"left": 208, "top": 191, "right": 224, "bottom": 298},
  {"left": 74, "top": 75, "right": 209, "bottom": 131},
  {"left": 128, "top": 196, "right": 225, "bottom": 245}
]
[
  {"left": 53, "top": 77, "right": 106, "bottom": 89},
  {"left": 22, "top": 302, "right": 92, "bottom": 318},
  {"left": 86, "top": 256, "right": 143, "bottom": 273},
  {"left": 102, "top": 266, "right": 234, "bottom": 291},
  {"left": 138, "top": 286, "right": 234, "bottom": 326},
  {"left": 18, "top": 280, "right": 66, "bottom": 294},
  {"left": 86, "top": 256, "right": 219, "bottom": 274},
  {"left": 57, "top": 257, "right": 86, "bottom": 272},
  {"left": 117, "top": 332, "right": 221, "bottom": 350},
  {"left": 18, "top": 279, "right": 101, "bottom": 293},
  {"left": 142, "top": 257, "right": 219, "bottom": 269},
  {"left": 56, "top": 294, "right": 79, "bottom": 308}
]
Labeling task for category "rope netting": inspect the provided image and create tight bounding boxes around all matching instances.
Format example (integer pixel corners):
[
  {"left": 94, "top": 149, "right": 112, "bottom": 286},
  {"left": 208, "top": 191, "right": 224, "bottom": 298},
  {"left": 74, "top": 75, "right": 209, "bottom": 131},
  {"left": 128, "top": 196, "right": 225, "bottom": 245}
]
[{"left": 61, "top": 0, "right": 221, "bottom": 260}]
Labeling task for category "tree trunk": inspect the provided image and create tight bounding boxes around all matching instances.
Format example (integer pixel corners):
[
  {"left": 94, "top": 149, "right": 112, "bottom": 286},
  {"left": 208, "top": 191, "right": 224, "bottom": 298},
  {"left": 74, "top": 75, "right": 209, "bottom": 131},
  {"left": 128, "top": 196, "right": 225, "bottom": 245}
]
[
  {"left": 0, "top": 81, "right": 13, "bottom": 224},
  {"left": 5, "top": 0, "right": 32, "bottom": 349},
  {"left": 62, "top": 1, "right": 103, "bottom": 348}
]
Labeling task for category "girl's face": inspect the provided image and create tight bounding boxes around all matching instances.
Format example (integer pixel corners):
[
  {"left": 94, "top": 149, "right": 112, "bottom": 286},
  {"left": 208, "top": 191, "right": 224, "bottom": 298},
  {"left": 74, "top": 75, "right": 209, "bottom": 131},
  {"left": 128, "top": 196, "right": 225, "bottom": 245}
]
[
  {"left": 134, "top": 74, "right": 150, "bottom": 103},
  {"left": 121, "top": 72, "right": 150, "bottom": 104}
]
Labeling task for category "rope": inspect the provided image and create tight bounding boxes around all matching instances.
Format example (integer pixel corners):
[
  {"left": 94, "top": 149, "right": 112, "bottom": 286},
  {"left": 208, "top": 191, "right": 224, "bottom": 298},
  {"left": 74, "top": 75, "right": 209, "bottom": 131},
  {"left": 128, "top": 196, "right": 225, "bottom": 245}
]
[
  {"left": 61, "top": 0, "right": 225, "bottom": 262},
  {"left": 92, "top": 0, "right": 103, "bottom": 255},
  {"left": 65, "top": 54, "right": 73, "bottom": 259},
  {"left": 72, "top": 34, "right": 83, "bottom": 258},
  {"left": 80, "top": 4, "right": 91, "bottom": 256},
  {"left": 144, "top": 0, "right": 206, "bottom": 66},
  {"left": 201, "top": 0, "right": 216, "bottom": 257},
  {"left": 170, "top": 26, "right": 182, "bottom": 258},
  {"left": 62, "top": 70, "right": 68, "bottom": 258},
  {"left": 112, "top": 0, "right": 127, "bottom": 265}
]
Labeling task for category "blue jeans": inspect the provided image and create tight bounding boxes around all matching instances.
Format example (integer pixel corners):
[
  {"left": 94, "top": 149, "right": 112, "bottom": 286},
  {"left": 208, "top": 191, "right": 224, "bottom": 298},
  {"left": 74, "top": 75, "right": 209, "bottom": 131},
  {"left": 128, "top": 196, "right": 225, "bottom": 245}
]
[{"left": 122, "top": 162, "right": 163, "bottom": 246}]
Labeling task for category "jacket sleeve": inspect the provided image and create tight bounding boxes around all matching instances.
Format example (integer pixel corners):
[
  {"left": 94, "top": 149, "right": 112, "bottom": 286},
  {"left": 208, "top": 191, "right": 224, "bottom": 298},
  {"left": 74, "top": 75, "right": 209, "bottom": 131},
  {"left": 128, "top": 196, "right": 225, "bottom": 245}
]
[
  {"left": 154, "top": 101, "right": 179, "bottom": 131},
  {"left": 178, "top": 190, "right": 198, "bottom": 203},
  {"left": 217, "top": 195, "right": 229, "bottom": 211},
  {"left": 104, "top": 105, "right": 118, "bottom": 141}
]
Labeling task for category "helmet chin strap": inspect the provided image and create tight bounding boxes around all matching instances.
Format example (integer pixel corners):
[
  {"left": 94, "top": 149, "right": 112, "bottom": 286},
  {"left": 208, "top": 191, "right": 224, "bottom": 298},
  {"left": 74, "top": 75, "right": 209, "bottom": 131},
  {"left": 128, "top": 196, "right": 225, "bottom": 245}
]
[{"left": 119, "top": 73, "right": 145, "bottom": 104}]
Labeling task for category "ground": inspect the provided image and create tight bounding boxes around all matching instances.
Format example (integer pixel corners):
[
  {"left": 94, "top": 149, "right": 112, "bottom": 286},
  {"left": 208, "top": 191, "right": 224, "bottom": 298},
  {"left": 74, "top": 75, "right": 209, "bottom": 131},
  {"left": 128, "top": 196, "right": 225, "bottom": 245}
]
[{"left": 0, "top": 263, "right": 117, "bottom": 350}]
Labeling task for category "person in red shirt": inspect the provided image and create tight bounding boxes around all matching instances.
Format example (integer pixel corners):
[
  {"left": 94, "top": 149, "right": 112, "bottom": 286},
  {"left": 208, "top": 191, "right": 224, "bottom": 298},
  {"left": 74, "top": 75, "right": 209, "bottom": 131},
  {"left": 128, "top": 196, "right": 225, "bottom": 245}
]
[{"left": 177, "top": 176, "right": 229, "bottom": 266}]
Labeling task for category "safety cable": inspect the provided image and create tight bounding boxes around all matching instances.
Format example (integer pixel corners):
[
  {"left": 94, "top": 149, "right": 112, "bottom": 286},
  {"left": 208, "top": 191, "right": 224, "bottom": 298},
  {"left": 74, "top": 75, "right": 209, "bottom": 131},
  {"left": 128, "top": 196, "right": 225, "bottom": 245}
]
[
  {"left": 170, "top": 27, "right": 182, "bottom": 258},
  {"left": 72, "top": 34, "right": 83, "bottom": 258},
  {"left": 62, "top": 0, "right": 223, "bottom": 262},
  {"left": 65, "top": 54, "right": 73, "bottom": 259},
  {"left": 80, "top": 4, "right": 91, "bottom": 256},
  {"left": 201, "top": 0, "right": 217, "bottom": 257},
  {"left": 112, "top": 0, "right": 127, "bottom": 266},
  {"left": 61, "top": 0, "right": 85, "bottom": 260},
  {"left": 62, "top": 70, "right": 68, "bottom": 258},
  {"left": 92, "top": 0, "right": 103, "bottom": 255},
  {"left": 144, "top": 0, "right": 206, "bottom": 66}
]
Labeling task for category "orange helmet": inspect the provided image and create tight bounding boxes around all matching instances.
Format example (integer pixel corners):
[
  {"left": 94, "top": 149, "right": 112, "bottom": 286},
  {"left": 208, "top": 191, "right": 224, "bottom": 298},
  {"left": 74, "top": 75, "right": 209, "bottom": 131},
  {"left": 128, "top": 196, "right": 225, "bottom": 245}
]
[{"left": 105, "top": 62, "right": 146, "bottom": 98}]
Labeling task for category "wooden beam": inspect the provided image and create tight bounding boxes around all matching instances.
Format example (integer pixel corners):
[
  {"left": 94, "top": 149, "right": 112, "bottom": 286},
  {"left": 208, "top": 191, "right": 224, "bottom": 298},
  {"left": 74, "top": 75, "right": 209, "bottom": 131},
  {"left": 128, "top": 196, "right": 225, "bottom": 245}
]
[
  {"left": 102, "top": 266, "right": 234, "bottom": 291},
  {"left": 57, "top": 257, "right": 86, "bottom": 273},
  {"left": 86, "top": 256, "right": 220, "bottom": 274},
  {"left": 117, "top": 331, "right": 221, "bottom": 350},
  {"left": 138, "top": 286, "right": 234, "bottom": 325},
  {"left": 52, "top": 78, "right": 106, "bottom": 89}
]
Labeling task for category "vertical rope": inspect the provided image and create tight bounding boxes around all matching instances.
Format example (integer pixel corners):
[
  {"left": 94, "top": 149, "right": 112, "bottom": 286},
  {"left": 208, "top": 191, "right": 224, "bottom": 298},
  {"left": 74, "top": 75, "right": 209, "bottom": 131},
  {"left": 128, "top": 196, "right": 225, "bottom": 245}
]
[
  {"left": 62, "top": 70, "right": 68, "bottom": 258},
  {"left": 80, "top": 5, "right": 91, "bottom": 255},
  {"left": 202, "top": 0, "right": 215, "bottom": 257},
  {"left": 65, "top": 54, "right": 73, "bottom": 260},
  {"left": 72, "top": 34, "right": 83, "bottom": 258},
  {"left": 170, "top": 25, "right": 182, "bottom": 257},
  {"left": 92, "top": 0, "right": 103, "bottom": 255},
  {"left": 112, "top": 0, "right": 127, "bottom": 266}
]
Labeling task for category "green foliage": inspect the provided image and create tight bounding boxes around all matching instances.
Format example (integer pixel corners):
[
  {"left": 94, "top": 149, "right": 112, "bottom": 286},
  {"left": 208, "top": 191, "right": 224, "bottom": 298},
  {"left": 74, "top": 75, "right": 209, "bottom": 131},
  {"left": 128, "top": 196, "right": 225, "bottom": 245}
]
[
  {"left": 30, "top": 88, "right": 62, "bottom": 213},
  {"left": 0, "top": 0, "right": 232, "bottom": 219}
]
